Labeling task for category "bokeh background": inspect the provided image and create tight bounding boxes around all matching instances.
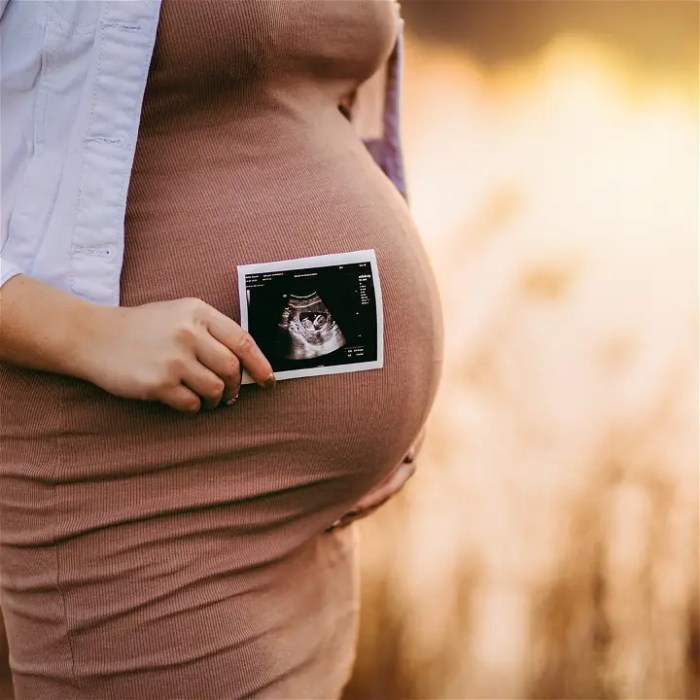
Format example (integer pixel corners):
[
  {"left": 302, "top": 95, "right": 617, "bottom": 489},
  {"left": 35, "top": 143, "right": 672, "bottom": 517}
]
[
  {"left": 0, "top": 2, "right": 696, "bottom": 700},
  {"left": 344, "top": 2, "right": 698, "bottom": 699}
]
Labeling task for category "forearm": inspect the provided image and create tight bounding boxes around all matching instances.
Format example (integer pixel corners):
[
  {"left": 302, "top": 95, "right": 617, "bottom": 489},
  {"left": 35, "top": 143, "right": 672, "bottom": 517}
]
[{"left": 0, "top": 274, "right": 105, "bottom": 380}]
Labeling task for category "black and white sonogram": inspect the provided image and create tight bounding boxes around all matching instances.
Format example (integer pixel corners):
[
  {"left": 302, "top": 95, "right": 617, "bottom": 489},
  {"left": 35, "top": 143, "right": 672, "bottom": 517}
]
[
  {"left": 277, "top": 292, "right": 346, "bottom": 360},
  {"left": 238, "top": 250, "right": 384, "bottom": 382}
]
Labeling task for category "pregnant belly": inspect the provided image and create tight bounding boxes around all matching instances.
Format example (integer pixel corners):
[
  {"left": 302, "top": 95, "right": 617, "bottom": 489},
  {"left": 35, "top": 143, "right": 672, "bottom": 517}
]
[{"left": 0, "top": 112, "right": 443, "bottom": 549}]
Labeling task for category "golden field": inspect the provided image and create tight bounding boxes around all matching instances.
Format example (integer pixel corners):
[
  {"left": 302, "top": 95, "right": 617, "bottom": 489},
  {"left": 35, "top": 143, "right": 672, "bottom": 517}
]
[{"left": 345, "top": 21, "right": 698, "bottom": 700}]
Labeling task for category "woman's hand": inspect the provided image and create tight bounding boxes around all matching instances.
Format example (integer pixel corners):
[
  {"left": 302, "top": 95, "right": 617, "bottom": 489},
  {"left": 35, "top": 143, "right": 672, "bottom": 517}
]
[
  {"left": 326, "top": 427, "right": 427, "bottom": 531},
  {"left": 0, "top": 276, "right": 274, "bottom": 411},
  {"left": 81, "top": 297, "right": 275, "bottom": 412}
]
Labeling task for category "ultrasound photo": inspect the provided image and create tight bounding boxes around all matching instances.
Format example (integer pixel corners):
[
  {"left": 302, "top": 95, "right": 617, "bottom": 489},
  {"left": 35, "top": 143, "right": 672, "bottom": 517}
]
[{"left": 238, "top": 250, "right": 384, "bottom": 382}]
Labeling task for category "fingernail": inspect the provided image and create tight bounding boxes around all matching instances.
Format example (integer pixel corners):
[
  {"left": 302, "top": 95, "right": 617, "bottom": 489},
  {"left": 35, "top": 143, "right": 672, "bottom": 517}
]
[
  {"left": 263, "top": 373, "right": 276, "bottom": 389},
  {"left": 225, "top": 397, "right": 238, "bottom": 406}
]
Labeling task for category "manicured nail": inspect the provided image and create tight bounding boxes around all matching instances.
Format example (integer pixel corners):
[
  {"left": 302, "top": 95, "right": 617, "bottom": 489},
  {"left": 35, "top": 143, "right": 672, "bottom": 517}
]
[
  {"left": 263, "top": 373, "right": 276, "bottom": 389},
  {"left": 225, "top": 397, "right": 238, "bottom": 406}
]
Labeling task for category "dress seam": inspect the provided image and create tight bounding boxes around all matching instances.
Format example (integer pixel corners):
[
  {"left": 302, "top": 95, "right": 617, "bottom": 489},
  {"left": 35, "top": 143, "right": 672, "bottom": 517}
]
[
  {"left": 52, "top": 432, "right": 79, "bottom": 687},
  {"left": 53, "top": 536, "right": 78, "bottom": 684}
]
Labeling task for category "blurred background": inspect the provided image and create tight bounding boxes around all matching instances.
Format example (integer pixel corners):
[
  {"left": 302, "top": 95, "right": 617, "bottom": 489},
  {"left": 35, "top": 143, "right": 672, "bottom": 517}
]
[
  {"left": 344, "top": 1, "right": 698, "bottom": 699},
  {"left": 0, "top": 2, "right": 696, "bottom": 700}
]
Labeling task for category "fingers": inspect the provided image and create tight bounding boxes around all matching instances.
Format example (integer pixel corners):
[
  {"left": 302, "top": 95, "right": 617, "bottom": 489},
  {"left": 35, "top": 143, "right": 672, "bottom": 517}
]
[
  {"left": 352, "top": 460, "right": 416, "bottom": 513},
  {"left": 195, "top": 336, "right": 241, "bottom": 406},
  {"left": 161, "top": 384, "right": 203, "bottom": 413},
  {"left": 181, "top": 362, "right": 225, "bottom": 411},
  {"left": 325, "top": 460, "right": 418, "bottom": 532},
  {"left": 405, "top": 425, "right": 427, "bottom": 462},
  {"left": 382, "top": 459, "right": 417, "bottom": 497},
  {"left": 205, "top": 308, "right": 275, "bottom": 389}
]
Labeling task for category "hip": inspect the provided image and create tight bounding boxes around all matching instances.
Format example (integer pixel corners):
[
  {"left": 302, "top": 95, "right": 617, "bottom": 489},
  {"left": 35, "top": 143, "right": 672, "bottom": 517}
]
[{"left": 1, "top": 515, "right": 359, "bottom": 699}]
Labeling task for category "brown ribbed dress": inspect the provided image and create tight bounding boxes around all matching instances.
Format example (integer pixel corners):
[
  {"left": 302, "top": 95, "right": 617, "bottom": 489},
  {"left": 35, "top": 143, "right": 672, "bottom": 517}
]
[{"left": 0, "top": 1, "right": 443, "bottom": 698}]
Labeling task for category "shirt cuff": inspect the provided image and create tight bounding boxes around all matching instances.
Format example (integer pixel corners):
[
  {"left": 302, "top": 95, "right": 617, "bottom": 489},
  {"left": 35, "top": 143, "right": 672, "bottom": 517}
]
[{"left": 0, "top": 255, "right": 23, "bottom": 288}]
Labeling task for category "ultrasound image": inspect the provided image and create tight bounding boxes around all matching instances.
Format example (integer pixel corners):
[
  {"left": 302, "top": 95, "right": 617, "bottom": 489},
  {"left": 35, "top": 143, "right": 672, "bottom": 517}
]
[
  {"left": 243, "top": 260, "right": 380, "bottom": 374},
  {"left": 277, "top": 292, "right": 346, "bottom": 360}
]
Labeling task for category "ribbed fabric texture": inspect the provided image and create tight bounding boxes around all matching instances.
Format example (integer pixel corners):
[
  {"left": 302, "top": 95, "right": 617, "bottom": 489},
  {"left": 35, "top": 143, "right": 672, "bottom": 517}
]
[{"left": 0, "top": 2, "right": 444, "bottom": 698}]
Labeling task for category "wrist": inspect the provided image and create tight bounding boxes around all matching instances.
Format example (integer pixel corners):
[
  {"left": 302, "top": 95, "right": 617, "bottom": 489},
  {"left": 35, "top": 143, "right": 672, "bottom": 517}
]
[{"left": 64, "top": 300, "right": 122, "bottom": 384}]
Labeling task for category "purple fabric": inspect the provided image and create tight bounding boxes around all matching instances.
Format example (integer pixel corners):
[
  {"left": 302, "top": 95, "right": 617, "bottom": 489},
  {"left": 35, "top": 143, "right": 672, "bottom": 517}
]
[{"left": 361, "top": 18, "right": 408, "bottom": 202}]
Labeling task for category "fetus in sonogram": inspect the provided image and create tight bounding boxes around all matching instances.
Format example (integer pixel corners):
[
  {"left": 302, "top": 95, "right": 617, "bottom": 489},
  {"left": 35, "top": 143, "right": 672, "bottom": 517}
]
[{"left": 276, "top": 292, "right": 346, "bottom": 360}]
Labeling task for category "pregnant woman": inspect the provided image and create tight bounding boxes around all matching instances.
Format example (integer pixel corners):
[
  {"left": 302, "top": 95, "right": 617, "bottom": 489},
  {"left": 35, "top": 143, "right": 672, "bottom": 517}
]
[{"left": 0, "top": 1, "right": 443, "bottom": 697}]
